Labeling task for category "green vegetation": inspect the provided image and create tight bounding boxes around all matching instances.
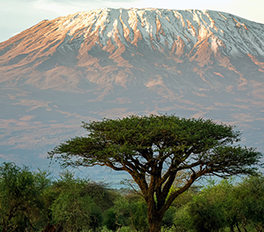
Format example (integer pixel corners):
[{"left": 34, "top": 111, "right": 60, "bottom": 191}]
[
  {"left": 49, "top": 114, "right": 261, "bottom": 232},
  {"left": 0, "top": 162, "right": 264, "bottom": 231},
  {"left": 0, "top": 114, "right": 262, "bottom": 231}
]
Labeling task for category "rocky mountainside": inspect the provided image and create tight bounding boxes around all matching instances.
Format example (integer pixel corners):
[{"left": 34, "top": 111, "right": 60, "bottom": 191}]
[{"left": 0, "top": 8, "right": 264, "bottom": 181}]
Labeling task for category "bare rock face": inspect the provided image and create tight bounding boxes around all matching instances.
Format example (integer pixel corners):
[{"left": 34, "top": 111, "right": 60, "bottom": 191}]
[{"left": 0, "top": 8, "right": 263, "bottom": 178}]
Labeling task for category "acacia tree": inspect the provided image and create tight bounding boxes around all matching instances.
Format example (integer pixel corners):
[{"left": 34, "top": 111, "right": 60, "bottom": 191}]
[{"left": 48, "top": 114, "right": 262, "bottom": 232}]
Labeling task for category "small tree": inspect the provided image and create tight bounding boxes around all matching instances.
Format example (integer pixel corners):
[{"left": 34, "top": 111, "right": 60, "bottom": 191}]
[
  {"left": 188, "top": 180, "right": 231, "bottom": 232},
  {"left": 231, "top": 175, "right": 264, "bottom": 231},
  {"left": 49, "top": 114, "right": 262, "bottom": 232},
  {"left": 50, "top": 171, "right": 104, "bottom": 232},
  {"left": 0, "top": 162, "right": 50, "bottom": 232}
]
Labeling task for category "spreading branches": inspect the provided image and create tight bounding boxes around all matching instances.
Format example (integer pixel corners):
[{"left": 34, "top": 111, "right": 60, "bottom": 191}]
[{"left": 48, "top": 114, "right": 262, "bottom": 232}]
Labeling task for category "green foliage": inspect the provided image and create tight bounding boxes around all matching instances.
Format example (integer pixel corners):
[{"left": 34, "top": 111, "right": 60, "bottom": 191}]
[
  {"left": 112, "top": 195, "right": 131, "bottom": 228},
  {"left": 230, "top": 175, "right": 264, "bottom": 231},
  {"left": 0, "top": 162, "right": 51, "bottom": 231},
  {"left": 107, "top": 193, "right": 149, "bottom": 231},
  {"left": 173, "top": 204, "right": 193, "bottom": 232},
  {"left": 168, "top": 187, "right": 195, "bottom": 231},
  {"left": 0, "top": 163, "right": 114, "bottom": 232},
  {"left": 1, "top": 161, "right": 264, "bottom": 232},
  {"left": 171, "top": 176, "right": 264, "bottom": 232},
  {"left": 49, "top": 114, "right": 261, "bottom": 178},
  {"left": 162, "top": 207, "right": 176, "bottom": 229},
  {"left": 52, "top": 191, "right": 92, "bottom": 231},
  {"left": 130, "top": 200, "right": 148, "bottom": 231},
  {"left": 50, "top": 171, "right": 105, "bottom": 231},
  {"left": 104, "top": 208, "right": 119, "bottom": 231},
  {"left": 187, "top": 179, "right": 234, "bottom": 231},
  {"left": 49, "top": 114, "right": 262, "bottom": 232}
]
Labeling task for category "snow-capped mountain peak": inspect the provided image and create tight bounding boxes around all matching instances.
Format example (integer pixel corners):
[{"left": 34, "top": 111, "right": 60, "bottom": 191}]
[
  {"left": 41, "top": 8, "right": 264, "bottom": 56},
  {"left": 2, "top": 8, "right": 264, "bottom": 64}
]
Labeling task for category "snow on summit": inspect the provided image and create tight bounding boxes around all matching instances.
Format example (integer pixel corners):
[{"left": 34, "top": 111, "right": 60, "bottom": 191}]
[
  {"left": 1, "top": 7, "right": 264, "bottom": 70},
  {"left": 45, "top": 8, "right": 264, "bottom": 57}
]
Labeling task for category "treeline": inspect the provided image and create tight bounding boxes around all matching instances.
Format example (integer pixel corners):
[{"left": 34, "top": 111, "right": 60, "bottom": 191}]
[{"left": 0, "top": 162, "right": 264, "bottom": 232}]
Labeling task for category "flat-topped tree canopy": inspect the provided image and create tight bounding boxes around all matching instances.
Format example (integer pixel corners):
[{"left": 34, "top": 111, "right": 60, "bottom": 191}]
[{"left": 48, "top": 114, "right": 262, "bottom": 232}]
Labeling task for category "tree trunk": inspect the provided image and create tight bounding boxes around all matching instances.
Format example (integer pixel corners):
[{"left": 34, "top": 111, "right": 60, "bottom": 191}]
[
  {"left": 148, "top": 219, "right": 162, "bottom": 232},
  {"left": 148, "top": 208, "right": 162, "bottom": 232}
]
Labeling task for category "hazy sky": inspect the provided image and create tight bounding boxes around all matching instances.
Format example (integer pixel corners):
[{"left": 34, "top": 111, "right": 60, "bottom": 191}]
[{"left": 0, "top": 0, "right": 264, "bottom": 42}]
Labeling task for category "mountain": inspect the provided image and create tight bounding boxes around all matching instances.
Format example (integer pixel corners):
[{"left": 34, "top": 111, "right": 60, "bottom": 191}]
[{"left": 0, "top": 8, "right": 264, "bottom": 181}]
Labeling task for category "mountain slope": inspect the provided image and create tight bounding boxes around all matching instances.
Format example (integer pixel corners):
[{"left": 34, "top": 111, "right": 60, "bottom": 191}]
[
  {"left": 0, "top": 8, "right": 263, "bottom": 180},
  {"left": 1, "top": 8, "right": 264, "bottom": 91}
]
